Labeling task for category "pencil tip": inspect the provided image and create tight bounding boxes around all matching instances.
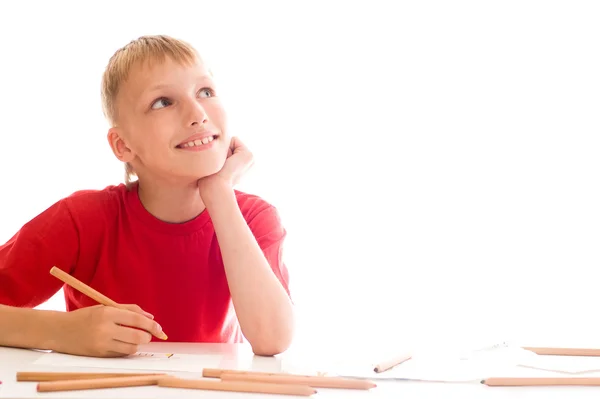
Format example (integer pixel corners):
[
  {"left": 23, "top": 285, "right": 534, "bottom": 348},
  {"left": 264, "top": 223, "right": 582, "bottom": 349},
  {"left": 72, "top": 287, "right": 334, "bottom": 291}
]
[{"left": 480, "top": 379, "right": 485, "bottom": 384}]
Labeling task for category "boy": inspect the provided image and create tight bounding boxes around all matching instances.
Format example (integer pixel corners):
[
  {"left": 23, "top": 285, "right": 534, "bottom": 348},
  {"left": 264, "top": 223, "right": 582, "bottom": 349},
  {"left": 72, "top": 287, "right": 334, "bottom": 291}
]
[{"left": 0, "top": 35, "right": 294, "bottom": 357}]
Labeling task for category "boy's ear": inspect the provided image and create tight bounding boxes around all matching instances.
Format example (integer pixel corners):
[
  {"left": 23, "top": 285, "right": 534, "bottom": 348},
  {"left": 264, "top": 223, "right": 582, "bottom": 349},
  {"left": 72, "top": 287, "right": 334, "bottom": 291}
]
[{"left": 107, "top": 127, "right": 135, "bottom": 163}]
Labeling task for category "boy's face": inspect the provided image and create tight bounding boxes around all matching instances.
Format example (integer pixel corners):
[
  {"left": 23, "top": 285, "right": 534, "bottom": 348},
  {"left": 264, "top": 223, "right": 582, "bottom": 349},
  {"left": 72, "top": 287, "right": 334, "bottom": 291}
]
[{"left": 109, "top": 57, "right": 230, "bottom": 184}]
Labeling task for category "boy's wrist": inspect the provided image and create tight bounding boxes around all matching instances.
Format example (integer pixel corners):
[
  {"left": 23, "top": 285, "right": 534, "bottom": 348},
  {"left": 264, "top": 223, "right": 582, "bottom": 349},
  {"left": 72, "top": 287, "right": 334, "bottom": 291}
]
[
  {"left": 35, "top": 309, "right": 69, "bottom": 352},
  {"left": 198, "top": 179, "right": 235, "bottom": 207}
]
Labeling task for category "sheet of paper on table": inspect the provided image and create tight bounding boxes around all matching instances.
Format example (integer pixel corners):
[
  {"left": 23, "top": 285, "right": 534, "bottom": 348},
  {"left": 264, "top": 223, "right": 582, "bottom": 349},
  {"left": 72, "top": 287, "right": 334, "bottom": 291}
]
[{"left": 32, "top": 352, "right": 223, "bottom": 373}]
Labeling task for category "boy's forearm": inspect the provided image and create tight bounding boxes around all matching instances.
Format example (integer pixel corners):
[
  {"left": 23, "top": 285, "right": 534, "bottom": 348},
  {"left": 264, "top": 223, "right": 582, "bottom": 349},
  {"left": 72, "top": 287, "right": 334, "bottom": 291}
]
[
  {"left": 201, "top": 185, "right": 294, "bottom": 356},
  {"left": 0, "top": 304, "right": 62, "bottom": 350}
]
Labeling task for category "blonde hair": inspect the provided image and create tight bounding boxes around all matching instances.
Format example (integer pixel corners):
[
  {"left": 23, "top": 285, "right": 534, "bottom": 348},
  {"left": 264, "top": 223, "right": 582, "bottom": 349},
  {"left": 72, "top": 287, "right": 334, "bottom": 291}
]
[{"left": 101, "top": 35, "right": 200, "bottom": 186}]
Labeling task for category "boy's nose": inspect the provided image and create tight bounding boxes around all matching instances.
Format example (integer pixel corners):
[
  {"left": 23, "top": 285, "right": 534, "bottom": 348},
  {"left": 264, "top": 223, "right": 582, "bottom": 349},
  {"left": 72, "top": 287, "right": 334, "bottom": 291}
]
[{"left": 185, "top": 100, "right": 208, "bottom": 126}]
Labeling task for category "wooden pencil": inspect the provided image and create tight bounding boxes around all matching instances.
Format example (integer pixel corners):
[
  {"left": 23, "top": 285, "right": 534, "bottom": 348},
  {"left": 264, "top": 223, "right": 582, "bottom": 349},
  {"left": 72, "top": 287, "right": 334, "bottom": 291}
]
[
  {"left": 17, "top": 371, "right": 163, "bottom": 382},
  {"left": 36, "top": 374, "right": 166, "bottom": 392},
  {"left": 374, "top": 352, "right": 412, "bottom": 373},
  {"left": 523, "top": 347, "right": 600, "bottom": 356},
  {"left": 220, "top": 371, "right": 376, "bottom": 390},
  {"left": 203, "top": 368, "right": 328, "bottom": 379},
  {"left": 49, "top": 266, "right": 167, "bottom": 340},
  {"left": 158, "top": 376, "right": 316, "bottom": 396},
  {"left": 482, "top": 377, "right": 600, "bottom": 386}
]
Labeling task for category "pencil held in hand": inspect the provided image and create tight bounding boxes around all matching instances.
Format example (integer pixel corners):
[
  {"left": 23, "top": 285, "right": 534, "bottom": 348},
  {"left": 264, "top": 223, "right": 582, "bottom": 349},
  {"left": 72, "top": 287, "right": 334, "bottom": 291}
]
[{"left": 49, "top": 266, "right": 168, "bottom": 340}]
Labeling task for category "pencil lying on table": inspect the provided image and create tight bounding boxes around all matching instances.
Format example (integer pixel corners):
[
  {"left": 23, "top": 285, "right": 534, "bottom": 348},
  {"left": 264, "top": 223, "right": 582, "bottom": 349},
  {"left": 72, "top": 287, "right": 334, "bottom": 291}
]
[
  {"left": 17, "top": 371, "right": 164, "bottom": 382},
  {"left": 36, "top": 375, "right": 167, "bottom": 392},
  {"left": 482, "top": 377, "right": 600, "bottom": 386},
  {"left": 159, "top": 377, "right": 316, "bottom": 396},
  {"left": 203, "top": 368, "right": 376, "bottom": 390},
  {"left": 49, "top": 266, "right": 167, "bottom": 340},
  {"left": 373, "top": 352, "right": 412, "bottom": 373},
  {"left": 219, "top": 372, "right": 376, "bottom": 390},
  {"left": 523, "top": 347, "right": 600, "bottom": 356}
]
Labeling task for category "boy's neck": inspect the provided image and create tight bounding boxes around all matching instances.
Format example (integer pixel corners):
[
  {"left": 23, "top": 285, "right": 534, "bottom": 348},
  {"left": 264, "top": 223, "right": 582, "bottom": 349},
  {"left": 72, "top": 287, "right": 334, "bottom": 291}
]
[{"left": 136, "top": 178, "right": 206, "bottom": 224}]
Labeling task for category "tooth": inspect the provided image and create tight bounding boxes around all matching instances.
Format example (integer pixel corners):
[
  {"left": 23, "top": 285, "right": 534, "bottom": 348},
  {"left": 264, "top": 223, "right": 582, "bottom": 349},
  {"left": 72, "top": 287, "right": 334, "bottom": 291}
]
[
  {"left": 207, "top": 136, "right": 214, "bottom": 142},
  {"left": 186, "top": 142, "right": 193, "bottom": 147},
  {"left": 201, "top": 137, "right": 209, "bottom": 144},
  {"left": 194, "top": 139, "right": 203, "bottom": 146}
]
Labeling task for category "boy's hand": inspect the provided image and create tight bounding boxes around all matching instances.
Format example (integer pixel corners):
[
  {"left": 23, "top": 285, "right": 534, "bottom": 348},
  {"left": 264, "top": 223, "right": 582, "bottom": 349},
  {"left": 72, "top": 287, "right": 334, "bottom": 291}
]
[
  {"left": 198, "top": 137, "right": 253, "bottom": 193},
  {"left": 53, "top": 304, "right": 163, "bottom": 357}
]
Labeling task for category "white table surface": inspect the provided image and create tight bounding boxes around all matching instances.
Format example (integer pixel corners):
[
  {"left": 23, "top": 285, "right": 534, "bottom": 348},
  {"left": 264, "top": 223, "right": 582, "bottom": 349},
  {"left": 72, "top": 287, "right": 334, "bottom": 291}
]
[{"left": 1, "top": 342, "right": 600, "bottom": 399}]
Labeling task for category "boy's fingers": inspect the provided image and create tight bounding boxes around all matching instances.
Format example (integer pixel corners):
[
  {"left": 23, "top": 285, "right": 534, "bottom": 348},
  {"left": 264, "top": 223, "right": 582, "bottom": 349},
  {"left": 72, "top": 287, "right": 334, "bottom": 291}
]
[
  {"left": 112, "top": 324, "right": 152, "bottom": 345},
  {"left": 112, "top": 308, "right": 163, "bottom": 338},
  {"left": 121, "top": 303, "right": 154, "bottom": 319}
]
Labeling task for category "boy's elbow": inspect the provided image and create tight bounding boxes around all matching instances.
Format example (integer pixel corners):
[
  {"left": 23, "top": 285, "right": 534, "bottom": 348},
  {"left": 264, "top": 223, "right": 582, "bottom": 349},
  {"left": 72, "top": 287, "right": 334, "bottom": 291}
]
[
  {"left": 252, "top": 340, "right": 290, "bottom": 357},
  {"left": 250, "top": 331, "right": 294, "bottom": 357}
]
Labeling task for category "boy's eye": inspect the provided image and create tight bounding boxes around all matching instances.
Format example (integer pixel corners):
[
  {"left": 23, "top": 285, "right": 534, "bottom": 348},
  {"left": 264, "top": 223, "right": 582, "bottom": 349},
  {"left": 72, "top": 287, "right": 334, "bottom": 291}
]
[
  {"left": 151, "top": 98, "right": 171, "bottom": 109},
  {"left": 198, "top": 88, "right": 214, "bottom": 98}
]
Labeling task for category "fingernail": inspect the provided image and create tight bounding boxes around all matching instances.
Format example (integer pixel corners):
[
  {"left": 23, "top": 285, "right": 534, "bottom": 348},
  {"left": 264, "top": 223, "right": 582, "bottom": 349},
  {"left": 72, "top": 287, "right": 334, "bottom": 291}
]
[{"left": 145, "top": 312, "right": 154, "bottom": 319}]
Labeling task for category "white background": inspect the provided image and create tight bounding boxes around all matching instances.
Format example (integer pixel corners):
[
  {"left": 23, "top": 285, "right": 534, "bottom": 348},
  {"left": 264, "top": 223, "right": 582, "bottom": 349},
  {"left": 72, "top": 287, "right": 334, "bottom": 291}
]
[{"left": 1, "top": 0, "right": 599, "bottom": 356}]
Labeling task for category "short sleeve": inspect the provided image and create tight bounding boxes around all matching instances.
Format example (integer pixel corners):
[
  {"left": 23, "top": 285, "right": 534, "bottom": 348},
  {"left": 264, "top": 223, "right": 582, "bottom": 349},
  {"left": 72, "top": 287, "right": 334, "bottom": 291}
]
[{"left": 0, "top": 199, "right": 79, "bottom": 307}]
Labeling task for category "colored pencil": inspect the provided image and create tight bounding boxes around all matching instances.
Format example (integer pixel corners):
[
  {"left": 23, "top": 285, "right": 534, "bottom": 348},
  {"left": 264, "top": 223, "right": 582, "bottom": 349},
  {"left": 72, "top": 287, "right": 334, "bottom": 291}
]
[
  {"left": 158, "top": 376, "right": 316, "bottom": 396},
  {"left": 374, "top": 352, "right": 412, "bottom": 373},
  {"left": 49, "top": 266, "right": 167, "bottom": 340},
  {"left": 220, "top": 371, "right": 376, "bottom": 390},
  {"left": 482, "top": 377, "right": 600, "bottom": 386},
  {"left": 17, "top": 371, "right": 163, "bottom": 382},
  {"left": 523, "top": 347, "right": 600, "bottom": 356},
  {"left": 203, "top": 368, "right": 327, "bottom": 379},
  {"left": 36, "top": 375, "right": 165, "bottom": 392}
]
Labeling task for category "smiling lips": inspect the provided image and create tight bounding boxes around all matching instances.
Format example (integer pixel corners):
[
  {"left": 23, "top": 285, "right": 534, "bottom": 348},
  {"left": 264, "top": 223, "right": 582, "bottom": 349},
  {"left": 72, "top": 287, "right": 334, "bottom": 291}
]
[{"left": 176, "top": 134, "right": 218, "bottom": 150}]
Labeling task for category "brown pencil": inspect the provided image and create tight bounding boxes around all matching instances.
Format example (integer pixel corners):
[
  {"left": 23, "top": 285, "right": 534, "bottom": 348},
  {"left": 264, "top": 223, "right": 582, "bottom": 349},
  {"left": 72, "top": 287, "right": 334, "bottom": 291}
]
[
  {"left": 36, "top": 375, "right": 166, "bottom": 392},
  {"left": 482, "top": 377, "right": 600, "bottom": 386},
  {"left": 18, "top": 371, "right": 163, "bottom": 382},
  {"left": 49, "top": 266, "right": 167, "bottom": 340},
  {"left": 373, "top": 352, "right": 412, "bottom": 373},
  {"left": 220, "top": 371, "right": 376, "bottom": 390},
  {"left": 158, "top": 376, "right": 316, "bottom": 396},
  {"left": 523, "top": 347, "right": 600, "bottom": 356}
]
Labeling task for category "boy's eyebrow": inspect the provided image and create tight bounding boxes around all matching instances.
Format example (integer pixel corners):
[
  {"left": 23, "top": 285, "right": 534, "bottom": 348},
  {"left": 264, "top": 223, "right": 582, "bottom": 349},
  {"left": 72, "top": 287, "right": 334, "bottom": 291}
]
[{"left": 145, "top": 75, "right": 214, "bottom": 94}]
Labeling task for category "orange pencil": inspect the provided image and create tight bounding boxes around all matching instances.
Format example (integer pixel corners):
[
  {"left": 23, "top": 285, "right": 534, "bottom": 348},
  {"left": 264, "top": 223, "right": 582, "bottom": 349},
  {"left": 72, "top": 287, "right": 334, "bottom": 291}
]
[
  {"left": 49, "top": 266, "right": 167, "bottom": 340},
  {"left": 482, "top": 377, "right": 600, "bottom": 386},
  {"left": 18, "top": 371, "right": 163, "bottom": 382},
  {"left": 36, "top": 375, "right": 166, "bottom": 392},
  {"left": 203, "top": 368, "right": 327, "bottom": 379},
  {"left": 523, "top": 347, "right": 600, "bottom": 356},
  {"left": 159, "top": 376, "right": 316, "bottom": 396},
  {"left": 374, "top": 352, "right": 412, "bottom": 373},
  {"left": 220, "top": 371, "right": 376, "bottom": 390}
]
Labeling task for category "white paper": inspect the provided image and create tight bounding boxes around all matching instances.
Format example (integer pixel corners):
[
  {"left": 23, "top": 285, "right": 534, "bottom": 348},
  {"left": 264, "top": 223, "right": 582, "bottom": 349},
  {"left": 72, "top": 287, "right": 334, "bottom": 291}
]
[
  {"left": 518, "top": 355, "right": 600, "bottom": 374},
  {"left": 32, "top": 351, "right": 223, "bottom": 373}
]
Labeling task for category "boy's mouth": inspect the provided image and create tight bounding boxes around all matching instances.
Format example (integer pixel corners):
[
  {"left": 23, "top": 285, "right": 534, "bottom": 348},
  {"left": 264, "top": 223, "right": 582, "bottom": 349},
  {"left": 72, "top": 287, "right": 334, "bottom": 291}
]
[{"left": 176, "top": 134, "right": 219, "bottom": 149}]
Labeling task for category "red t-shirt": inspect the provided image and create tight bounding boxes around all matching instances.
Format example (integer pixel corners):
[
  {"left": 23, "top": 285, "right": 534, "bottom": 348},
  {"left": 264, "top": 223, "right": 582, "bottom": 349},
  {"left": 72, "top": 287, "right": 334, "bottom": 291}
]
[{"left": 0, "top": 183, "right": 290, "bottom": 343}]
